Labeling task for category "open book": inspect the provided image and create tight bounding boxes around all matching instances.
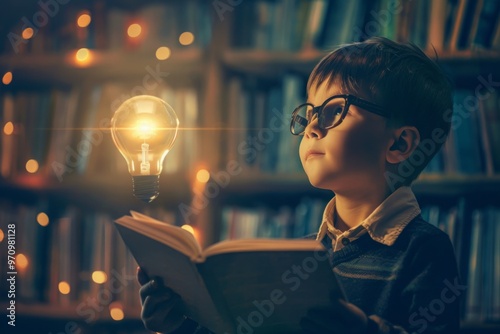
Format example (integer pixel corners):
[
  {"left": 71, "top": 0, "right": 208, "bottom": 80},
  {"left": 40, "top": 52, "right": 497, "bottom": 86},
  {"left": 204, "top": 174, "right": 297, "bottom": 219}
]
[{"left": 114, "top": 211, "right": 345, "bottom": 334}]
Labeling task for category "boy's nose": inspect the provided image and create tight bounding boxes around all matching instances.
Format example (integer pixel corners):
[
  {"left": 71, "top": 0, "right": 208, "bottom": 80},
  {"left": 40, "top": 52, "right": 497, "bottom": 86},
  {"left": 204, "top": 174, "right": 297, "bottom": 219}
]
[{"left": 304, "top": 117, "right": 325, "bottom": 139}]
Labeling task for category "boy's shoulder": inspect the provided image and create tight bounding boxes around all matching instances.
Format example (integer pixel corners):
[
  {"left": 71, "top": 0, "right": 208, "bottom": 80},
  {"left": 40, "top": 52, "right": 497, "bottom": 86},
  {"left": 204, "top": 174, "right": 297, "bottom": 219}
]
[{"left": 395, "top": 215, "right": 455, "bottom": 254}]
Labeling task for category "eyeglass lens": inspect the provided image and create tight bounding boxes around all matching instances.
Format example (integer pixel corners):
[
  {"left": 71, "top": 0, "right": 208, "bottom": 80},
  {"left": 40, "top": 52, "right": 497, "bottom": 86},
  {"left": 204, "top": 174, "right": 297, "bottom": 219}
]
[{"left": 292, "top": 97, "right": 346, "bottom": 134}]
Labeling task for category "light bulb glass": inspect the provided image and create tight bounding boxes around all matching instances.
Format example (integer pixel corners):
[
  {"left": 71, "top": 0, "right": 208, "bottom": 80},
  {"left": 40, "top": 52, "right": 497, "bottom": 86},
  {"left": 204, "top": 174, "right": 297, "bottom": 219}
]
[{"left": 111, "top": 95, "right": 179, "bottom": 202}]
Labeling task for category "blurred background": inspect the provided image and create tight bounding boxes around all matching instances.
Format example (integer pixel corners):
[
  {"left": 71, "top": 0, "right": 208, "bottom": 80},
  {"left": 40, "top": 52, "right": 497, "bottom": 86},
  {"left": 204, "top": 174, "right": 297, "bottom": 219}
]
[{"left": 0, "top": 0, "right": 499, "bottom": 333}]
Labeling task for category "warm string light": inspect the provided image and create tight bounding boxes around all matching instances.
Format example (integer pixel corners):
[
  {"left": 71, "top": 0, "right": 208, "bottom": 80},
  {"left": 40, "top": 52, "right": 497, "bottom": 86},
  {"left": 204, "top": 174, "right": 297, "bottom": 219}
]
[
  {"left": 26, "top": 159, "right": 39, "bottom": 173},
  {"left": 3, "top": 122, "right": 14, "bottom": 135},
  {"left": 16, "top": 254, "right": 29, "bottom": 270},
  {"left": 196, "top": 169, "right": 210, "bottom": 183},
  {"left": 0, "top": 229, "right": 4, "bottom": 242},
  {"left": 36, "top": 212, "right": 50, "bottom": 227},
  {"left": 2, "top": 72, "right": 13, "bottom": 85},
  {"left": 181, "top": 224, "right": 195, "bottom": 235},
  {"left": 109, "top": 302, "right": 124, "bottom": 321},
  {"left": 156, "top": 46, "right": 171, "bottom": 60},
  {"left": 77, "top": 12, "right": 92, "bottom": 28},
  {"left": 58, "top": 281, "right": 71, "bottom": 294},
  {"left": 92, "top": 270, "right": 107, "bottom": 284},
  {"left": 127, "top": 23, "right": 142, "bottom": 38},
  {"left": 179, "top": 32, "right": 194, "bottom": 46},
  {"left": 22, "top": 28, "right": 34, "bottom": 40}
]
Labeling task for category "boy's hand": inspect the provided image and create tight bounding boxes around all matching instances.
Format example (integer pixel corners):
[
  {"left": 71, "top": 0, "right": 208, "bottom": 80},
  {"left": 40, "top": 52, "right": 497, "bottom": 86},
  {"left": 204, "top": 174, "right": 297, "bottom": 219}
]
[
  {"left": 300, "top": 296, "right": 369, "bottom": 334},
  {"left": 137, "top": 267, "right": 186, "bottom": 333}
]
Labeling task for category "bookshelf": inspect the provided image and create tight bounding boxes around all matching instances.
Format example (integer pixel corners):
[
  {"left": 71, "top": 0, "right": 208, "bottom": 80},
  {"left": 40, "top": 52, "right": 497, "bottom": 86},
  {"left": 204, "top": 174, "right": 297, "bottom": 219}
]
[{"left": 1, "top": 0, "right": 499, "bottom": 333}]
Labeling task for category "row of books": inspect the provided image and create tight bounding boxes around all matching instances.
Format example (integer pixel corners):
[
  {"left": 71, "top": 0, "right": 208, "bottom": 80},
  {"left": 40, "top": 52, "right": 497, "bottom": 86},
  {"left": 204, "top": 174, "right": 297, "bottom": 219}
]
[
  {"left": 220, "top": 197, "right": 327, "bottom": 240},
  {"left": 425, "top": 89, "right": 500, "bottom": 175},
  {"left": 421, "top": 203, "right": 500, "bottom": 322},
  {"left": 225, "top": 74, "right": 500, "bottom": 175},
  {"left": 224, "top": 74, "right": 305, "bottom": 174},
  {"left": 2, "top": 0, "right": 212, "bottom": 55},
  {"left": 0, "top": 83, "right": 200, "bottom": 181},
  {"left": 231, "top": 0, "right": 500, "bottom": 51},
  {"left": 0, "top": 201, "right": 180, "bottom": 315}
]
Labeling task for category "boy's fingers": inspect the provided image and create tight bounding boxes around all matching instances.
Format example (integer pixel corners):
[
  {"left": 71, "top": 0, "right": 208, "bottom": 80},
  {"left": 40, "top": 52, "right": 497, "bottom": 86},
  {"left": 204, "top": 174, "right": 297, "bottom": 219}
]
[
  {"left": 137, "top": 267, "right": 149, "bottom": 285},
  {"left": 139, "top": 278, "right": 170, "bottom": 303},
  {"left": 331, "top": 298, "right": 367, "bottom": 325}
]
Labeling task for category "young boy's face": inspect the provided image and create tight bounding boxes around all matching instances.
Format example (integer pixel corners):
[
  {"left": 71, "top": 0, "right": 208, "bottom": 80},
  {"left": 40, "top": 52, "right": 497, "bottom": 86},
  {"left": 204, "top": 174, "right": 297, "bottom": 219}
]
[{"left": 299, "top": 81, "right": 392, "bottom": 193}]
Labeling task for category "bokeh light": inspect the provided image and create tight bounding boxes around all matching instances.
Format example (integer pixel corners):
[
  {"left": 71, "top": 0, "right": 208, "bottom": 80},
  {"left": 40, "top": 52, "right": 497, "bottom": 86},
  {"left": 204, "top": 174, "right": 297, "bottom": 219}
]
[
  {"left": 179, "top": 32, "right": 194, "bottom": 46},
  {"left": 196, "top": 169, "right": 210, "bottom": 183},
  {"left": 2, "top": 72, "right": 13, "bottom": 85},
  {"left": 181, "top": 224, "right": 195, "bottom": 235},
  {"left": 26, "top": 159, "right": 39, "bottom": 173},
  {"left": 58, "top": 281, "right": 71, "bottom": 294},
  {"left": 92, "top": 270, "right": 107, "bottom": 284},
  {"left": 37, "top": 212, "right": 50, "bottom": 227},
  {"left": 16, "top": 254, "right": 29, "bottom": 270},
  {"left": 127, "top": 24, "right": 142, "bottom": 38},
  {"left": 109, "top": 302, "right": 124, "bottom": 321},
  {"left": 22, "top": 28, "right": 34, "bottom": 40},
  {"left": 3, "top": 122, "right": 14, "bottom": 135},
  {"left": 155, "top": 46, "right": 171, "bottom": 60},
  {"left": 77, "top": 12, "right": 92, "bottom": 28}
]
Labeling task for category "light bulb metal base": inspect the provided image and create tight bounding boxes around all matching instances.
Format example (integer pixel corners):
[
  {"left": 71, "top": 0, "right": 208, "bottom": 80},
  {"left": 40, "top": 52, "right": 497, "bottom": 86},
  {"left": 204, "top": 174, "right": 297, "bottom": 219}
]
[{"left": 132, "top": 175, "right": 160, "bottom": 203}]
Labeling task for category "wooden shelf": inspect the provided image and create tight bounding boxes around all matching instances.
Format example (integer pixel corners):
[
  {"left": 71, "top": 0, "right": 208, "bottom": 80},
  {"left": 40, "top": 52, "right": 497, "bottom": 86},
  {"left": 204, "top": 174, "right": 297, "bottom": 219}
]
[
  {"left": 9, "top": 302, "right": 140, "bottom": 321},
  {"left": 223, "top": 48, "right": 500, "bottom": 79},
  {"left": 0, "top": 172, "right": 192, "bottom": 214},
  {"left": 0, "top": 48, "right": 206, "bottom": 87},
  {"left": 223, "top": 49, "right": 326, "bottom": 77},
  {"left": 220, "top": 173, "right": 500, "bottom": 199}
]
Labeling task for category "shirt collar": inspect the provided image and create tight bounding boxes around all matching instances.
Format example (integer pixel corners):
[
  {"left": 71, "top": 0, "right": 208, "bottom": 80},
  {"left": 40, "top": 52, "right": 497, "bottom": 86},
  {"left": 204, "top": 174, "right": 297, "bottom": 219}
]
[{"left": 316, "top": 186, "right": 421, "bottom": 247}]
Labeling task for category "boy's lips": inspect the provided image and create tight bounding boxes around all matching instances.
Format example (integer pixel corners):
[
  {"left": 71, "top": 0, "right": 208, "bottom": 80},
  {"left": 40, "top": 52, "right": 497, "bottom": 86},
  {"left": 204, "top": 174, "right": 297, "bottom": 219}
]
[{"left": 304, "top": 150, "right": 324, "bottom": 160}]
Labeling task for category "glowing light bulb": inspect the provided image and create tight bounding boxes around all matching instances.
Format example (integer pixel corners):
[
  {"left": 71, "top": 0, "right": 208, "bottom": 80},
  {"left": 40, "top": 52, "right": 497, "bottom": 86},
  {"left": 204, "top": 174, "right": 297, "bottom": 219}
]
[{"left": 111, "top": 95, "right": 179, "bottom": 202}]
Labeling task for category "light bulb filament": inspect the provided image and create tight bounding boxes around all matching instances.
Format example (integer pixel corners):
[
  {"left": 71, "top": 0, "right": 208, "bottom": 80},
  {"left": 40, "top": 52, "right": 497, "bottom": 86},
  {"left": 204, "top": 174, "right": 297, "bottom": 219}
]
[
  {"left": 141, "top": 143, "right": 150, "bottom": 174},
  {"left": 135, "top": 121, "right": 156, "bottom": 140}
]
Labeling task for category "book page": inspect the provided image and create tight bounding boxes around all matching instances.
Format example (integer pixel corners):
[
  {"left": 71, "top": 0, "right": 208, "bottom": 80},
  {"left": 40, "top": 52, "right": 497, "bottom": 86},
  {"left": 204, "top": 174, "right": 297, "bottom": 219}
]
[
  {"left": 203, "top": 238, "right": 325, "bottom": 258},
  {"left": 115, "top": 215, "right": 202, "bottom": 261}
]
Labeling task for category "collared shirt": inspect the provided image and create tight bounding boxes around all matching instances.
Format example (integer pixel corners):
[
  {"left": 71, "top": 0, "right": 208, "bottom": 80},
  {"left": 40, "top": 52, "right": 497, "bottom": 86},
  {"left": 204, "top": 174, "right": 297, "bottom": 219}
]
[{"left": 316, "top": 186, "right": 421, "bottom": 252}]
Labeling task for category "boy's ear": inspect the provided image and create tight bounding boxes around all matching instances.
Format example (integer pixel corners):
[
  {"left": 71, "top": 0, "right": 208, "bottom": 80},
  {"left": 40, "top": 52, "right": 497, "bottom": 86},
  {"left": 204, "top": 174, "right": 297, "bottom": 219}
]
[{"left": 386, "top": 126, "right": 420, "bottom": 164}]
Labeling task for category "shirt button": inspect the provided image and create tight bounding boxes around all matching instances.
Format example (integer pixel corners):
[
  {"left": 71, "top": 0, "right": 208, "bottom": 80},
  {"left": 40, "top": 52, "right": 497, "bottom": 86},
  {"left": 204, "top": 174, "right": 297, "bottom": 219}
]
[{"left": 342, "top": 238, "right": 350, "bottom": 246}]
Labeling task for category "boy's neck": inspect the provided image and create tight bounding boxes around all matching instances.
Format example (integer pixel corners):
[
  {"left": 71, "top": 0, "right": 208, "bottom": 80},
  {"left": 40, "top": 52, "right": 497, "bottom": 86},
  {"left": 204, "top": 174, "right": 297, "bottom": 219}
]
[{"left": 334, "top": 187, "right": 392, "bottom": 232}]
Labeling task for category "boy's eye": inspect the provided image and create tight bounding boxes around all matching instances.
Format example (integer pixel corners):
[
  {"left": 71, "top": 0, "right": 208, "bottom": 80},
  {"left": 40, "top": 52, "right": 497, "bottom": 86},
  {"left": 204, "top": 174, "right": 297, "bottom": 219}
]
[{"left": 321, "top": 100, "right": 345, "bottom": 127}]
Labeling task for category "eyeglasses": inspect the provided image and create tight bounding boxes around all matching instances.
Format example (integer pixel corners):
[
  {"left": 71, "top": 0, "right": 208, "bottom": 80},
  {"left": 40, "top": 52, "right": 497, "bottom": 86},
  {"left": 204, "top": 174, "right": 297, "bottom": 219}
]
[{"left": 290, "top": 94, "right": 389, "bottom": 135}]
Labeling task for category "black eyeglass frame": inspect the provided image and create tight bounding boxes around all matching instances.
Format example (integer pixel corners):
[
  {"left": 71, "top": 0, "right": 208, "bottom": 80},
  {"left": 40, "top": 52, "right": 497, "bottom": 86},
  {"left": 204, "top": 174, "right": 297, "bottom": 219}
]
[{"left": 290, "top": 94, "right": 389, "bottom": 135}]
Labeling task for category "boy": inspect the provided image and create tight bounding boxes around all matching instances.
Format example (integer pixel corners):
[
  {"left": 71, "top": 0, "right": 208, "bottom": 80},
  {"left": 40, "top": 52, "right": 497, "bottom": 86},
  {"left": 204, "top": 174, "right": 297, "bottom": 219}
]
[{"left": 137, "top": 37, "right": 461, "bottom": 333}]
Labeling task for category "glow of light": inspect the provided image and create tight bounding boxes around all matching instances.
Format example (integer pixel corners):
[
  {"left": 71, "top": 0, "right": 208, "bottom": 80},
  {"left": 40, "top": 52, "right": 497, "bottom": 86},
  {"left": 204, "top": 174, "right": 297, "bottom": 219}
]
[
  {"left": 26, "top": 159, "right": 39, "bottom": 173},
  {"left": 181, "top": 224, "right": 195, "bottom": 235},
  {"left": 127, "top": 24, "right": 142, "bottom": 38},
  {"left": 0, "top": 229, "right": 4, "bottom": 242},
  {"left": 109, "top": 302, "right": 124, "bottom": 321},
  {"left": 196, "top": 169, "right": 210, "bottom": 183},
  {"left": 135, "top": 121, "right": 156, "bottom": 139},
  {"left": 2, "top": 72, "right": 13, "bottom": 85},
  {"left": 77, "top": 12, "right": 92, "bottom": 28},
  {"left": 22, "top": 28, "right": 34, "bottom": 40},
  {"left": 16, "top": 254, "right": 29, "bottom": 270},
  {"left": 58, "top": 281, "right": 71, "bottom": 294},
  {"left": 155, "top": 46, "right": 171, "bottom": 60},
  {"left": 179, "top": 32, "right": 195, "bottom": 46},
  {"left": 92, "top": 270, "right": 107, "bottom": 284},
  {"left": 37, "top": 212, "right": 49, "bottom": 227},
  {"left": 75, "top": 48, "right": 90, "bottom": 62},
  {"left": 3, "top": 122, "right": 14, "bottom": 135}
]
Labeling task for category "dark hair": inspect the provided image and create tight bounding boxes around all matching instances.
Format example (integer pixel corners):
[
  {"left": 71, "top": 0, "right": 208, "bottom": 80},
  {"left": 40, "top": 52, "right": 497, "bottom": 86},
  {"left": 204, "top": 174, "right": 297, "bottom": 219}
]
[{"left": 307, "top": 37, "right": 453, "bottom": 186}]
